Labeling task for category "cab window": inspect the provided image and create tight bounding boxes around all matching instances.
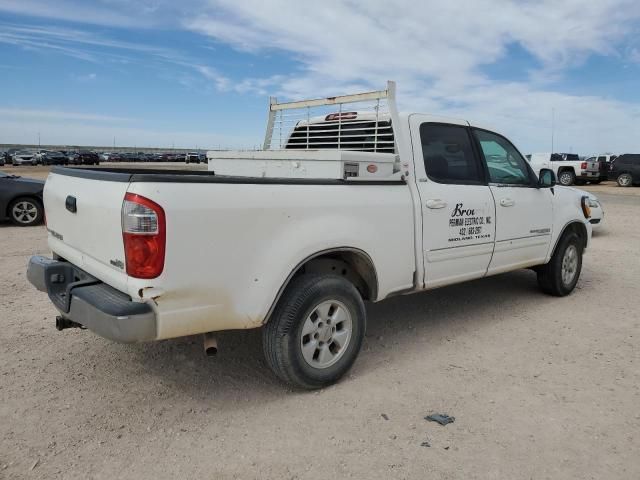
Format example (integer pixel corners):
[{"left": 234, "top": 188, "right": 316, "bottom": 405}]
[
  {"left": 420, "top": 123, "right": 483, "bottom": 185},
  {"left": 473, "top": 129, "right": 532, "bottom": 186}
]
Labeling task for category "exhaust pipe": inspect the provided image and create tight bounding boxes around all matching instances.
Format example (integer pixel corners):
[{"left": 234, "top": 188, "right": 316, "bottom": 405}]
[
  {"left": 55, "top": 316, "right": 83, "bottom": 331},
  {"left": 203, "top": 332, "right": 218, "bottom": 356}
]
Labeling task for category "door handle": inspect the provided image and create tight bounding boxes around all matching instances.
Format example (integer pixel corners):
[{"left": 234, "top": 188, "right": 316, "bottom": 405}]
[
  {"left": 500, "top": 198, "right": 515, "bottom": 207},
  {"left": 426, "top": 199, "right": 447, "bottom": 209}
]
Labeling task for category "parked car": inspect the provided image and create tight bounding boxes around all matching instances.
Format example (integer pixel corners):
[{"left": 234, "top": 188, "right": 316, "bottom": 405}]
[
  {"left": 0, "top": 171, "right": 45, "bottom": 226},
  {"left": 585, "top": 154, "right": 617, "bottom": 182},
  {"left": 34, "top": 150, "right": 51, "bottom": 163},
  {"left": 11, "top": 150, "right": 37, "bottom": 166},
  {"left": 74, "top": 151, "right": 100, "bottom": 165},
  {"left": 528, "top": 153, "right": 599, "bottom": 186},
  {"left": 185, "top": 152, "right": 204, "bottom": 164},
  {"left": 609, "top": 154, "right": 640, "bottom": 187},
  {"left": 529, "top": 153, "right": 594, "bottom": 185},
  {"left": 0, "top": 153, "right": 5, "bottom": 166},
  {"left": 3, "top": 149, "right": 18, "bottom": 165},
  {"left": 41, "top": 151, "right": 69, "bottom": 166}
]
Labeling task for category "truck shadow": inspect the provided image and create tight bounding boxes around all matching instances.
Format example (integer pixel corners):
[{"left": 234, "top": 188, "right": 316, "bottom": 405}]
[{"left": 119, "top": 269, "right": 545, "bottom": 403}]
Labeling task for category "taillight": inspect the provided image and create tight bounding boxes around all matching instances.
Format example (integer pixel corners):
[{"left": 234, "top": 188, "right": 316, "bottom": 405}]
[
  {"left": 122, "top": 193, "right": 165, "bottom": 279},
  {"left": 580, "top": 162, "right": 587, "bottom": 169}
]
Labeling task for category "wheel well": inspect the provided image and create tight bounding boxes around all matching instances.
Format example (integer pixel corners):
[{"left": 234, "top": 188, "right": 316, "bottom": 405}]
[
  {"left": 6, "top": 195, "right": 42, "bottom": 217},
  {"left": 295, "top": 251, "right": 378, "bottom": 301},
  {"left": 264, "top": 248, "right": 378, "bottom": 325},
  {"left": 554, "top": 222, "right": 588, "bottom": 254},
  {"left": 557, "top": 167, "right": 575, "bottom": 174}
]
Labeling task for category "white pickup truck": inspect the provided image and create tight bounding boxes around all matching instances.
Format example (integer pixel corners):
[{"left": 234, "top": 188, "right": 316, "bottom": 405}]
[
  {"left": 528, "top": 152, "right": 600, "bottom": 186},
  {"left": 28, "top": 82, "right": 593, "bottom": 389}
]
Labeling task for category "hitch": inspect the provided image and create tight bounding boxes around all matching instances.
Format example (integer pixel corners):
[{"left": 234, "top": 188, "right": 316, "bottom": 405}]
[{"left": 55, "top": 316, "right": 84, "bottom": 331}]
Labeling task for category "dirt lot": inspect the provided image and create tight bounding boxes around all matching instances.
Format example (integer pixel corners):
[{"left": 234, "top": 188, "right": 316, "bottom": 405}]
[{"left": 1, "top": 166, "right": 639, "bottom": 479}]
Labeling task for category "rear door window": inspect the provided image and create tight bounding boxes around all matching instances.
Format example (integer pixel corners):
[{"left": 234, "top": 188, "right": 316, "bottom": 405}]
[{"left": 420, "top": 124, "right": 484, "bottom": 185}]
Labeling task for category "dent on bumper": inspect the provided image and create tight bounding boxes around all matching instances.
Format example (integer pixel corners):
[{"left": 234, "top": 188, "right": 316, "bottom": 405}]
[{"left": 27, "top": 255, "right": 157, "bottom": 343}]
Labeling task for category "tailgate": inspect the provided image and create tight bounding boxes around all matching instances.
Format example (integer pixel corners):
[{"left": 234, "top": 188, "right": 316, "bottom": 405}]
[
  {"left": 585, "top": 160, "right": 599, "bottom": 172},
  {"left": 44, "top": 171, "right": 130, "bottom": 291}
]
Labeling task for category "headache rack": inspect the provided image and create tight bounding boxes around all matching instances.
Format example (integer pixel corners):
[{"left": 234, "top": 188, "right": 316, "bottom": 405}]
[
  {"left": 264, "top": 81, "right": 399, "bottom": 153},
  {"left": 208, "top": 81, "right": 404, "bottom": 181}
]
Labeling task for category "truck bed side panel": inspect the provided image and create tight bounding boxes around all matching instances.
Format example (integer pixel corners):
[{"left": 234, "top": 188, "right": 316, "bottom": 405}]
[{"left": 126, "top": 181, "right": 415, "bottom": 339}]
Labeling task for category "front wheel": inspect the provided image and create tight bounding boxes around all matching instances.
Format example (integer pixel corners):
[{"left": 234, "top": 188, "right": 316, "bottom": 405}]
[
  {"left": 537, "top": 232, "right": 583, "bottom": 296},
  {"left": 263, "top": 274, "right": 366, "bottom": 389},
  {"left": 558, "top": 170, "right": 575, "bottom": 186},
  {"left": 617, "top": 173, "right": 633, "bottom": 187}
]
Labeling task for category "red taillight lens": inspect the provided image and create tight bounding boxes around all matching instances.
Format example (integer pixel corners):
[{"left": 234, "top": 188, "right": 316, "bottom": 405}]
[
  {"left": 122, "top": 193, "right": 165, "bottom": 279},
  {"left": 581, "top": 162, "right": 587, "bottom": 169}
]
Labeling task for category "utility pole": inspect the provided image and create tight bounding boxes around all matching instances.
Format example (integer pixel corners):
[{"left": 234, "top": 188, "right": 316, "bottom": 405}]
[
  {"left": 113, "top": 136, "right": 116, "bottom": 150},
  {"left": 551, "top": 108, "right": 555, "bottom": 154},
  {"left": 38, "top": 131, "right": 41, "bottom": 148}
]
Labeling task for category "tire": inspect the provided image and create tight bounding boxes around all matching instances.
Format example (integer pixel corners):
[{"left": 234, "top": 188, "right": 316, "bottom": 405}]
[
  {"left": 558, "top": 170, "right": 575, "bottom": 186},
  {"left": 263, "top": 274, "right": 366, "bottom": 389},
  {"left": 617, "top": 173, "right": 633, "bottom": 187},
  {"left": 8, "top": 197, "right": 44, "bottom": 227},
  {"left": 537, "top": 232, "right": 583, "bottom": 296}
]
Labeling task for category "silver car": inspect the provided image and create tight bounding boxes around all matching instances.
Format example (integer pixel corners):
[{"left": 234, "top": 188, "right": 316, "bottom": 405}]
[{"left": 12, "top": 150, "right": 37, "bottom": 166}]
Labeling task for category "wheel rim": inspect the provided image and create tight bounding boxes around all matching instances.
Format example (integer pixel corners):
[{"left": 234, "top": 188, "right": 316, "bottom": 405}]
[
  {"left": 559, "top": 172, "right": 572, "bottom": 185},
  {"left": 300, "top": 300, "right": 353, "bottom": 369},
  {"left": 12, "top": 201, "right": 38, "bottom": 224},
  {"left": 619, "top": 174, "right": 631, "bottom": 186},
  {"left": 561, "top": 244, "right": 578, "bottom": 286}
]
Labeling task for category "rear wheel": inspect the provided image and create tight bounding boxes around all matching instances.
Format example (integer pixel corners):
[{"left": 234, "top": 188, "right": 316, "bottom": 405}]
[
  {"left": 537, "top": 232, "right": 583, "bottom": 296},
  {"left": 9, "top": 197, "right": 44, "bottom": 227},
  {"left": 617, "top": 173, "right": 633, "bottom": 187},
  {"left": 263, "top": 274, "right": 366, "bottom": 389},
  {"left": 558, "top": 170, "right": 575, "bottom": 186}
]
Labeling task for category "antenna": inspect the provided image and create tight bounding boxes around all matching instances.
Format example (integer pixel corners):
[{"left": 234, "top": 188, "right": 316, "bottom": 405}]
[{"left": 551, "top": 107, "right": 555, "bottom": 153}]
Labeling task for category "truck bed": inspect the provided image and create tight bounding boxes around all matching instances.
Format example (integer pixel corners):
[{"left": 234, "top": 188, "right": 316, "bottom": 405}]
[{"left": 43, "top": 166, "right": 414, "bottom": 340}]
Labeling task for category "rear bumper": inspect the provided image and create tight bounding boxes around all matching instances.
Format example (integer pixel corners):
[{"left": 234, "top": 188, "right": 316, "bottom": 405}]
[
  {"left": 578, "top": 171, "right": 599, "bottom": 179},
  {"left": 27, "top": 255, "right": 156, "bottom": 342}
]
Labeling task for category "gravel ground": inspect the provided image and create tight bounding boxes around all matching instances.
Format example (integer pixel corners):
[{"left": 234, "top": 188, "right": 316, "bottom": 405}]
[{"left": 1, "top": 169, "right": 639, "bottom": 479}]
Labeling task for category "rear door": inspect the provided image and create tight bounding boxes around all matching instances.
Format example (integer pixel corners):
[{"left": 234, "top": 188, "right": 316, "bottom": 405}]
[
  {"left": 472, "top": 128, "right": 553, "bottom": 274},
  {"left": 410, "top": 116, "right": 496, "bottom": 288},
  {"left": 632, "top": 155, "right": 640, "bottom": 179},
  {"left": 44, "top": 171, "right": 130, "bottom": 291}
]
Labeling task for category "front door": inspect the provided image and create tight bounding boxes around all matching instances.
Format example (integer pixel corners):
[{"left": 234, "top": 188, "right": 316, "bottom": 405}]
[
  {"left": 472, "top": 128, "right": 553, "bottom": 274},
  {"left": 410, "top": 116, "right": 496, "bottom": 288}
]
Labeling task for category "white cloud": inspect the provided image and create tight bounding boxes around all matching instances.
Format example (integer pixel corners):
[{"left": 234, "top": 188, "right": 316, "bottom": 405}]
[
  {"left": 1, "top": 0, "right": 639, "bottom": 152},
  {"left": 184, "top": 0, "right": 640, "bottom": 153},
  {"left": 0, "top": 108, "right": 257, "bottom": 148},
  {"left": 0, "top": 0, "right": 162, "bottom": 28},
  {"left": 0, "top": 108, "right": 132, "bottom": 123}
]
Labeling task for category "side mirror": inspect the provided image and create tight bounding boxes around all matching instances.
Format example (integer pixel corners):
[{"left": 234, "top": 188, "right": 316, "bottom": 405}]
[{"left": 538, "top": 168, "right": 556, "bottom": 188}]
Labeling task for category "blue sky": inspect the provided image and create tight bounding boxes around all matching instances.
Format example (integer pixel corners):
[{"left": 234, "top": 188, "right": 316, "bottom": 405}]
[{"left": 1, "top": 0, "right": 639, "bottom": 154}]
